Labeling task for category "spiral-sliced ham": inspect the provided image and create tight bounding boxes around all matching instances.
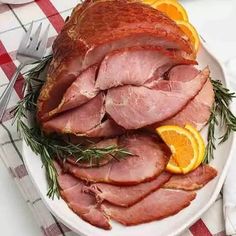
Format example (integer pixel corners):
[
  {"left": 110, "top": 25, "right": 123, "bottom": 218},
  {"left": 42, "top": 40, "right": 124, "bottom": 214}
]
[
  {"left": 102, "top": 188, "right": 196, "bottom": 226},
  {"left": 35, "top": 0, "right": 217, "bottom": 230},
  {"left": 106, "top": 70, "right": 207, "bottom": 129},
  {"left": 96, "top": 46, "right": 195, "bottom": 90},
  {"left": 64, "top": 134, "right": 170, "bottom": 185},
  {"left": 37, "top": 0, "right": 194, "bottom": 122}
]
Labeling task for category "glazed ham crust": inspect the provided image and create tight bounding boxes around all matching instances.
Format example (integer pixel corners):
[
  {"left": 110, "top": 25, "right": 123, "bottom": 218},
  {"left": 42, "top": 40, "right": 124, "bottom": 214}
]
[{"left": 37, "top": 0, "right": 194, "bottom": 123}]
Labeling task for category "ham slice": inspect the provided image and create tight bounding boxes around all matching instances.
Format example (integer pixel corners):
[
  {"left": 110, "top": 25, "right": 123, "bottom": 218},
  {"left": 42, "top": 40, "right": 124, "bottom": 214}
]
[
  {"left": 168, "top": 64, "right": 199, "bottom": 82},
  {"left": 87, "top": 172, "right": 171, "bottom": 207},
  {"left": 37, "top": 0, "right": 194, "bottom": 122},
  {"left": 63, "top": 134, "right": 170, "bottom": 185},
  {"left": 157, "top": 67, "right": 214, "bottom": 130},
  {"left": 96, "top": 46, "right": 195, "bottom": 90},
  {"left": 164, "top": 165, "right": 217, "bottom": 190},
  {"left": 55, "top": 162, "right": 111, "bottom": 230},
  {"left": 85, "top": 119, "right": 125, "bottom": 138},
  {"left": 55, "top": 157, "right": 216, "bottom": 229},
  {"left": 106, "top": 70, "right": 207, "bottom": 129},
  {"left": 47, "top": 65, "right": 99, "bottom": 119},
  {"left": 102, "top": 188, "right": 196, "bottom": 226},
  {"left": 87, "top": 164, "right": 216, "bottom": 207},
  {"left": 42, "top": 93, "right": 105, "bottom": 134}
]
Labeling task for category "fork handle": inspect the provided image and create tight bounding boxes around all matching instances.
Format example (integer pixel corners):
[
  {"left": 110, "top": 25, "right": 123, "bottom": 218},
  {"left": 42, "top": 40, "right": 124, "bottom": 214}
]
[{"left": 0, "top": 63, "right": 25, "bottom": 121}]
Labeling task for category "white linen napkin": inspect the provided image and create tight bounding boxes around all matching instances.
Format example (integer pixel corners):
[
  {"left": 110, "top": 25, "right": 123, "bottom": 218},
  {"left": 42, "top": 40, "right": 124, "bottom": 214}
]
[{"left": 223, "top": 59, "right": 236, "bottom": 236}]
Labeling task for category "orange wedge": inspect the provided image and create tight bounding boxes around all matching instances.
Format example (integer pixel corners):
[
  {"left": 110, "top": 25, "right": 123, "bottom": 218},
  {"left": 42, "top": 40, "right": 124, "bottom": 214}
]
[
  {"left": 176, "top": 20, "right": 200, "bottom": 52},
  {"left": 152, "top": 0, "right": 188, "bottom": 21},
  {"left": 185, "top": 124, "right": 205, "bottom": 169},
  {"left": 156, "top": 125, "right": 198, "bottom": 174}
]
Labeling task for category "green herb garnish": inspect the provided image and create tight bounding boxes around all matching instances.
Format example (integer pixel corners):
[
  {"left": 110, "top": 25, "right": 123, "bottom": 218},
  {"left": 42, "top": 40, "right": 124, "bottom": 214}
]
[
  {"left": 12, "top": 56, "right": 131, "bottom": 199},
  {"left": 204, "top": 79, "right": 236, "bottom": 163}
]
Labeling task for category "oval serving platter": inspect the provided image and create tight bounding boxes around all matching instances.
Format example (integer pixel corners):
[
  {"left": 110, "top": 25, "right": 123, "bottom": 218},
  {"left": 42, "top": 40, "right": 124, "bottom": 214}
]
[{"left": 22, "top": 42, "right": 235, "bottom": 236}]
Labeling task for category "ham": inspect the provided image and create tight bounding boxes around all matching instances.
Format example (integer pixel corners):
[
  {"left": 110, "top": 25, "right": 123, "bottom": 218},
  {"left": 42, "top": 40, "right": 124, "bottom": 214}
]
[
  {"left": 87, "top": 172, "right": 171, "bottom": 207},
  {"left": 47, "top": 65, "right": 99, "bottom": 119},
  {"left": 164, "top": 165, "right": 217, "bottom": 190},
  {"left": 96, "top": 46, "right": 195, "bottom": 90},
  {"left": 67, "top": 138, "right": 118, "bottom": 167},
  {"left": 106, "top": 70, "right": 207, "bottom": 129},
  {"left": 157, "top": 67, "right": 214, "bottom": 130},
  {"left": 37, "top": 0, "right": 194, "bottom": 122},
  {"left": 168, "top": 64, "right": 199, "bottom": 82},
  {"left": 34, "top": 0, "right": 217, "bottom": 230},
  {"left": 102, "top": 188, "right": 196, "bottom": 226},
  {"left": 42, "top": 93, "right": 105, "bottom": 134},
  {"left": 63, "top": 134, "right": 170, "bottom": 185},
  {"left": 85, "top": 119, "right": 125, "bottom": 138},
  {"left": 87, "top": 164, "right": 217, "bottom": 207},
  {"left": 54, "top": 162, "right": 111, "bottom": 230}
]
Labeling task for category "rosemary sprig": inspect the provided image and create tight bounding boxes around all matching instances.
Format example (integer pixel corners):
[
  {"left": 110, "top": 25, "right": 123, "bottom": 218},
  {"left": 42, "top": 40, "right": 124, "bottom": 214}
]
[
  {"left": 204, "top": 103, "right": 217, "bottom": 163},
  {"left": 12, "top": 56, "right": 131, "bottom": 199},
  {"left": 17, "top": 119, "right": 130, "bottom": 198},
  {"left": 204, "top": 79, "right": 236, "bottom": 163},
  {"left": 18, "top": 120, "right": 60, "bottom": 198}
]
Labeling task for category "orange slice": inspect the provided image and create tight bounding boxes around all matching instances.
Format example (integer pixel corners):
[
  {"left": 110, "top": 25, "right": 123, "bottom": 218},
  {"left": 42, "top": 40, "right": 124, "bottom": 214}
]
[
  {"left": 176, "top": 20, "right": 200, "bottom": 52},
  {"left": 152, "top": 0, "right": 188, "bottom": 21},
  {"left": 156, "top": 125, "right": 198, "bottom": 174},
  {"left": 185, "top": 124, "right": 205, "bottom": 169}
]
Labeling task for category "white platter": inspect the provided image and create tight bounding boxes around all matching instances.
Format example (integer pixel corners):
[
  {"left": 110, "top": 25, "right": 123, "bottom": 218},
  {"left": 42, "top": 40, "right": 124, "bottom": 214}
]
[{"left": 22, "top": 42, "right": 235, "bottom": 236}]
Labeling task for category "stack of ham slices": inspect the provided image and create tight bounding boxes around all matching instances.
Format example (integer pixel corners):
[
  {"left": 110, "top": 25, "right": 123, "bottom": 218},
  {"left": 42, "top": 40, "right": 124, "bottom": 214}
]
[
  {"left": 36, "top": 0, "right": 217, "bottom": 230},
  {"left": 55, "top": 142, "right": 217, "bottom": 229}
]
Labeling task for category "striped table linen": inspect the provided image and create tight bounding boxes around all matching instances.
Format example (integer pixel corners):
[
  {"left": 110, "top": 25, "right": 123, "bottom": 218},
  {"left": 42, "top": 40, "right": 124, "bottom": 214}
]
[{"left": 0, "top": 1, "right": 226, "bottom": 236}]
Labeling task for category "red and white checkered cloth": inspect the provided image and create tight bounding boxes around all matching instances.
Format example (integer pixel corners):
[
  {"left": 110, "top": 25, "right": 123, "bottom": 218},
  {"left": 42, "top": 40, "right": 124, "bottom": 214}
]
[{"left": 0, "top": 1, "right": 227, "bottom": 235}]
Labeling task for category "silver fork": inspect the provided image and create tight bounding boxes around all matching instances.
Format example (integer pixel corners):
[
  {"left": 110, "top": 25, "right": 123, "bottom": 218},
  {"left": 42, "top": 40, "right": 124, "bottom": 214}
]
[{"left": 0, "top": 22, "right": 50, "bottom": 121}]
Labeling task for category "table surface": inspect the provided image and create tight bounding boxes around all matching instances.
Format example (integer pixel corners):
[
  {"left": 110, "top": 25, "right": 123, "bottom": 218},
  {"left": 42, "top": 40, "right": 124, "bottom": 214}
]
[{"left": 0, "top": 0, "right": 236, "bottom": 235}]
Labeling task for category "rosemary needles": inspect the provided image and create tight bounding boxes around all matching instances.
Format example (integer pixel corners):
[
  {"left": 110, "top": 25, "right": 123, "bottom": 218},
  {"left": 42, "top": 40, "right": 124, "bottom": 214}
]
[{"left": 204, "top": 79, "right": 236, "bottom": 163}]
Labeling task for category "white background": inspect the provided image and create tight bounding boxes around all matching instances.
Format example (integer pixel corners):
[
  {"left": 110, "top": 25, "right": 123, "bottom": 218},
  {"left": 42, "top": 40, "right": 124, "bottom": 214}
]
[{"left": 0, "top": 0, "right": 235, "bottom": 235}]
